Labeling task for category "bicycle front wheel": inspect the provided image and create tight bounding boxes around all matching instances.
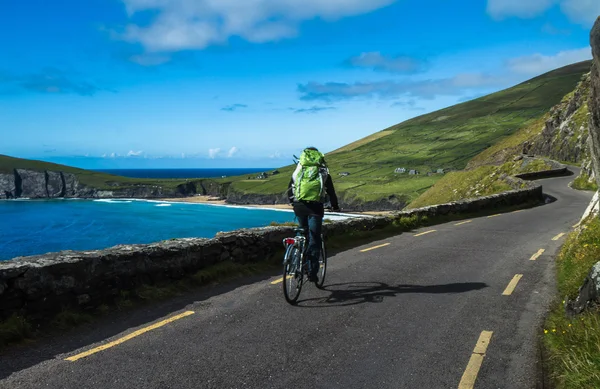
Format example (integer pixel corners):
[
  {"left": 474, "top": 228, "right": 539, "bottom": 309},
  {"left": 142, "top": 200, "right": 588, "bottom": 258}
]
[
  {"left": 316, "top": 240, "right": 327, "bottom": 289},
  {"left": 283, "top": 246, "right": 303, "bottom": 304}
]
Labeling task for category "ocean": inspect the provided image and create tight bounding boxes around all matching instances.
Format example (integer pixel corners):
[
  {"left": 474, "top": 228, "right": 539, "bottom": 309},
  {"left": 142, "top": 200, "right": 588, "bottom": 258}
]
[
  {"left": 96, "top": 168, "right": 273, "bottom": 179},
  {"left": 0, "top": 199, "right": 296, "bottom": 261}
]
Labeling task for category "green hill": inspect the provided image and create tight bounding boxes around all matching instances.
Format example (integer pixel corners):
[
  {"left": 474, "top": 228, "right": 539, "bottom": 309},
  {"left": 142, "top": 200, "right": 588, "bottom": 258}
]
[
  {"left": 0, "top": 155, "right": 187, "bottom": 191},
  {"left": 220, "top": 60, "right": 592, "bottom": 207}
]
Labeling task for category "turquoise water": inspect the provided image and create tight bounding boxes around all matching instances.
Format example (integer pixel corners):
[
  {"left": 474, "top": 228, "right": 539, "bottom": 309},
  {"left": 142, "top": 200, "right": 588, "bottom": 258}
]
[{"left": 0, "top": 199, "right": 295, "bottom": 261}]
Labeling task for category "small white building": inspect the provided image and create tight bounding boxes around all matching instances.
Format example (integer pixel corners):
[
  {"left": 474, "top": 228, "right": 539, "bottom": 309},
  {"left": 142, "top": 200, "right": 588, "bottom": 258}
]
[
  {"left": 409, "top": 170, "right": 420, "bottom": 175},
  {"left": 339, "top": 172, "right": 351, "bottom": 176},
  {"left": 395, "top": 168, "right": 407, "bottom": 174}
]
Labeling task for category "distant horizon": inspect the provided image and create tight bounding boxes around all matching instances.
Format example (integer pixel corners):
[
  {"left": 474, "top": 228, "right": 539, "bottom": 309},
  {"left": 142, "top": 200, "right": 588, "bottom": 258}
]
[
  {"left": 93, "top": 167, "right": 277, "bottom": 179},
  {"left": 95, "top": 167, "right": 276, "bottom": 170}
]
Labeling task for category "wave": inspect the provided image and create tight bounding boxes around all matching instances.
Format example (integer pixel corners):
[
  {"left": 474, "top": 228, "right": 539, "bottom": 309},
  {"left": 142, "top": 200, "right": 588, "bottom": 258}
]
[
  {"left": 94, "top": 199, "right": 133, "bottom": 204},
  {"left": 155, "top": 204, "right": 172, "bottom": 207}
]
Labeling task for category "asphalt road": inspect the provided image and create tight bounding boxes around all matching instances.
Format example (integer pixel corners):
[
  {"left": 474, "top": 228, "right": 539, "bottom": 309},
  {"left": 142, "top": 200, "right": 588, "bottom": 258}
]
[{"left": 0, "top": 171, "right": 594, "bottom": 389}]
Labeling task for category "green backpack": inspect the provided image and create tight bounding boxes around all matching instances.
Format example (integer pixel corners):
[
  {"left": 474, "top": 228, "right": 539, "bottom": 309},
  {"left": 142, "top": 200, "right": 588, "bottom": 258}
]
[{"left": 292, "top": 148, "right": 329, "bottom": 202}]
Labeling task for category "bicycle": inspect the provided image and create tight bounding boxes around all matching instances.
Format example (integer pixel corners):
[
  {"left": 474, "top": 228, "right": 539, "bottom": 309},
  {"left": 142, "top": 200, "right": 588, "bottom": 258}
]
[{"left": 281, "top": 227, "right": 327, "bottom": 305}]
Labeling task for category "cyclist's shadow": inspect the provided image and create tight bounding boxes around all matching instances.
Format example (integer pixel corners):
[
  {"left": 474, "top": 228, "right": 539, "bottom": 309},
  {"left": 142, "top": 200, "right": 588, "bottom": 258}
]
[{"left": 296, "top": 281, "right": 488, "bottom": 307}]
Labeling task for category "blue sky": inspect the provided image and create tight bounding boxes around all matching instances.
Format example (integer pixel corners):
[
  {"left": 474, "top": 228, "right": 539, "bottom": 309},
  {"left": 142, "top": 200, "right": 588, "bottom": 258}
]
[{"left": 1, "top": 0, "right": 598, "bottom": 169}]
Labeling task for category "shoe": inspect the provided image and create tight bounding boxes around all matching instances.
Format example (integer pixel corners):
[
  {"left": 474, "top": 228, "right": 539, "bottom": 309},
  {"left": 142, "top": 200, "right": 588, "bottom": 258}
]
[{"left": 308, "top": 273, "right": 319, "bottom": 283}]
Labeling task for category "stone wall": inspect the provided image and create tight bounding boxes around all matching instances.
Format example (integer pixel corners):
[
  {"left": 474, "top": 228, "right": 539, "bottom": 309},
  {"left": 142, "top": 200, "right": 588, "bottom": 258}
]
[
  {"left": 0, "top": 182, "right": 543, "bottom": 322},
  {"left": 514, "top": 167, "right": 569, "bottom": 181}
]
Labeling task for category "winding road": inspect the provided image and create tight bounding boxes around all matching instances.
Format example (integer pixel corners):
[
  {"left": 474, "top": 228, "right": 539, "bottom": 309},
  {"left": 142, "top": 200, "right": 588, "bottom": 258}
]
[{"left": 0, "top": 171, "right": 593, "bottom": 389}]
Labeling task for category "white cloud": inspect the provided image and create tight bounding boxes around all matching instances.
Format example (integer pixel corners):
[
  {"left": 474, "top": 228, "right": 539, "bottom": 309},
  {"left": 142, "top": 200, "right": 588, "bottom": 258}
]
[
  {"left": 127, "top": 150, "right": 144, "bottom": 157},
  {"left": 560, "top": 0, "right": 600, "bottom": 25},
  {"left": 227, "top": 146, "right": 239, "bottom": 157},
  {"left": 270, "top": 151, "right": 281, "bottom": 159},
  {"left": 120, "top": 0, "right": 397, "bottom": 52},
  {"left": 507, "top": 47, "right": 592, "bottom": 74},
  {"left": 345, "top": 52, "right": 424, "bottom": 73},
  {"left": 487, "top": 0, "right": 600, "bottom": 25},
  {"left": 110, "top": 152, "right": 117, "bottom": 158},
  {"left": 208, "top": 148, "right": 221, "bottom": 159}
]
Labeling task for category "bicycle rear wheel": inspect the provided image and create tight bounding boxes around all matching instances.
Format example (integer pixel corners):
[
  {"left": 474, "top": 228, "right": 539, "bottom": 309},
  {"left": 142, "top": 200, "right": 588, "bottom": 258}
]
[
  {"left": 316, "top": 240, "right": 327, "bottom": 289},
  {"left": 283, "top": 246, "right": 303, "bottom": 304}
]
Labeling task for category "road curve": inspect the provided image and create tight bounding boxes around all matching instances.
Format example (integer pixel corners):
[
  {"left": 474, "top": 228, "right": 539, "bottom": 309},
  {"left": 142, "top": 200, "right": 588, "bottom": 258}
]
[{"left": 0, "top": 171, "right": 594, "bottom": 389}]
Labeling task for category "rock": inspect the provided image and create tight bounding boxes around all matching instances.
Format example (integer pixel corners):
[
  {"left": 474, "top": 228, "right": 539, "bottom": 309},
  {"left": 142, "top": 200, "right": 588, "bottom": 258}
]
[
  {"left": 565, "top": 261, "right": 600, "bottom": 315},
  {"left": 77, "top": 294, "right": 91, "bottom": 305},
  {"left": 63, "top": 173, "right": 82, "bottom": 197},
  {"left": 590, "top": 17, "right": 600, "bottom": 189},
  {"left": 531, "top": 72, "right": 591, "bottom": 164},
  {"left": 16, "top": 169, "right": 47, "bottom": 198},
  {"left": 46, "top": 171, "right": 64, "bottom": 197},
  {"left": 0, "top": 173, "right": 16, "bottom": 199}
]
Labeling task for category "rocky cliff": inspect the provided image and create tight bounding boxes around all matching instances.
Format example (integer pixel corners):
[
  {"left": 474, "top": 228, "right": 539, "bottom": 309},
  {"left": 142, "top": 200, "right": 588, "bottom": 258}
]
[
  {"left": 0, "top": 170, "right": 82, "bottom": 199},
  {"left": 0, "top": 169, "right": 198, "bottom": 199},
  {"left": 590, "top": 17, "right": 600, "bottom": 190},
  {"left": 530, "top": 73, "right": 591, "bottom": 164}
]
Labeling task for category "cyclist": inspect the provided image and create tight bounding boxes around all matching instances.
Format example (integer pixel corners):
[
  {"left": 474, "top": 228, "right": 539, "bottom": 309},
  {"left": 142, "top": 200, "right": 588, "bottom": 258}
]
[{"left": 287, "top": 147, "right": 340, "bottom": 283}]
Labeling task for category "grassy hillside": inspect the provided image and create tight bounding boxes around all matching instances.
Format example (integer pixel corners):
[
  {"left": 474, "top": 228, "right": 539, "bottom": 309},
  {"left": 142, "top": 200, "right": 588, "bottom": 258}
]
[{"left": 220, "top": 61, "right": 592, "bottom": 205}]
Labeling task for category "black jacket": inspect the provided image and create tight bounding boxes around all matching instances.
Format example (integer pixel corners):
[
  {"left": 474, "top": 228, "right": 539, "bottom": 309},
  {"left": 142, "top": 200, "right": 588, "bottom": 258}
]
[{"left": 287, "top": 174, "right": 340, "bottom": 217}]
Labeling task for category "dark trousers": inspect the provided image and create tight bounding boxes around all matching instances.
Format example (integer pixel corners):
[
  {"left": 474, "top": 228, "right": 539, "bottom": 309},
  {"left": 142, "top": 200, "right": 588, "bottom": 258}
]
[{"left": 296, "top": 214, "right": 323, "bottom": 277}]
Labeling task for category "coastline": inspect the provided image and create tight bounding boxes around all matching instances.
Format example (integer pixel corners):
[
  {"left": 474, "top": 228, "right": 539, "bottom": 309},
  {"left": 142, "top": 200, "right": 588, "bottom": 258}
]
[
  {"left": 157, "top": 195, "right": 294, "bottom": 210},
  {"left": 157, "top": 196, "right": 392, "bottom": 217}
]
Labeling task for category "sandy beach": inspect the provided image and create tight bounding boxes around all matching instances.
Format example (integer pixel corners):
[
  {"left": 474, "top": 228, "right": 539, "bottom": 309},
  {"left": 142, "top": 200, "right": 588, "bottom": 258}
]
[
  {"left": 158, "top": 195, "right": 294, "bottom": 210},
  {"left": 157, "top": 195, "right": 394, "bottom": 216}
]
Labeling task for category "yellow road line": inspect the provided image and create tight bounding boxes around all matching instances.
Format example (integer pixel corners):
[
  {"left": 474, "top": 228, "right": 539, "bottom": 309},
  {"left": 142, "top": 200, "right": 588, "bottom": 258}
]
[
  {"left": 458, "top": 331, "right": 494, "bottom": 389},
  {"left": 360, "top": 243, "right": 390, "bottom": 252},
  {"left": 65, "top": 311, "right": 195, "bottom": 362},
  {"left": 502, "top": 274, "right": 523, "bottom": 296},
  {"left": 271, "top": 277, "right": 284, "bottom": 285},
  {"left": 455, "top": 220, "right": 473, "bottom": 226},
  {"left": 487, "top": 214, "right": 501, "bottom": 218},
  {"left": 512, "top": 209, "right": 524, "bottom": 213},
  {"left": 552, "top": 233, "right": 566, "bottom": 241},
  {"left": 414, "top": 230, "right": 436, "bottom": 237},
  {"left": 530, "top": 249, "right": 545, "bottom": 261}
]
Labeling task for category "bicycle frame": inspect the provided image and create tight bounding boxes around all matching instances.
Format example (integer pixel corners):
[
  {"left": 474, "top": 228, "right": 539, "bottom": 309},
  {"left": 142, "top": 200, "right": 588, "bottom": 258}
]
[{"left": 283, "top": 234, "right": 307, "bottom": 271}]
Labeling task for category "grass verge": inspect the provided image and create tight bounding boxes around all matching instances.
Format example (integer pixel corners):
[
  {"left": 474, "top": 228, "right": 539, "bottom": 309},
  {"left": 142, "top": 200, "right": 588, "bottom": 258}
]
[
  {"left": 571, "top": 173, "right": 598, "bottom": 191},
  {"left": 543, "top": 217, "right": 600, "bottom": 389}
]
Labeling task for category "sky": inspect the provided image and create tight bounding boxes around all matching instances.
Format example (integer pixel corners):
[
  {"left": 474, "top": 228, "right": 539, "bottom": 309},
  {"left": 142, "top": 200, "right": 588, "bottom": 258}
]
[{"left": 1, "top": 0, "right": 599, "bottom": 169}]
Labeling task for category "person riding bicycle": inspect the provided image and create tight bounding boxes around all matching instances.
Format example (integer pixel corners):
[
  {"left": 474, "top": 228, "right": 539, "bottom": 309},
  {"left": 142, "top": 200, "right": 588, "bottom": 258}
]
[{"left": 287, "top": 147, "right": 340, "bottom": 283}]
